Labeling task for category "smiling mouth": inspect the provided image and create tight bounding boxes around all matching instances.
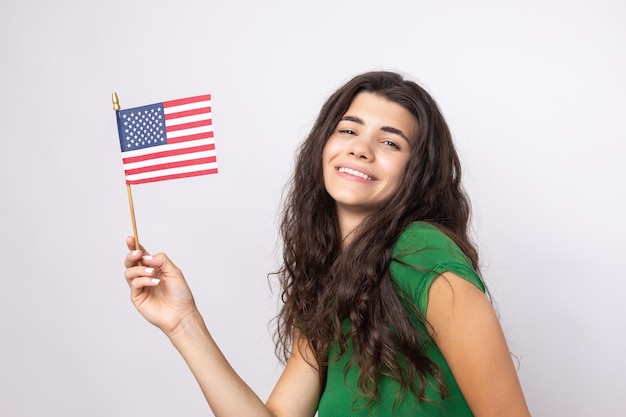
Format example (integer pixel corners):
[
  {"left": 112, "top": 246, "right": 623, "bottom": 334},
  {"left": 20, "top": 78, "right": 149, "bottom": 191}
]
[{"left": 338, "top": 167, "right": 374, "bottom": 180}]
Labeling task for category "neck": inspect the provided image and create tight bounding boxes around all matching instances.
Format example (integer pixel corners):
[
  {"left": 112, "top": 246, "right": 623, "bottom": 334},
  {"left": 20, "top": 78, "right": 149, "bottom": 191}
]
[{"left": 336, "top": 207, "right": 368, "bottom": 246}]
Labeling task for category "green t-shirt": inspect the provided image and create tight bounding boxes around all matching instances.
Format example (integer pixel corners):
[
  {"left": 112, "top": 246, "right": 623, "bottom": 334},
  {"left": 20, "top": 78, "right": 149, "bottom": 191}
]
[{"left": 317, "top": 222, "right": 485, "bottom": 417}]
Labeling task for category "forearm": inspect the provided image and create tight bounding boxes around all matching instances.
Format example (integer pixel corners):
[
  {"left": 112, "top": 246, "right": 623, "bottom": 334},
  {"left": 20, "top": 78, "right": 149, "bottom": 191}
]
[{"left": 167, "top": 310, "right": 275, "bottom": 417}]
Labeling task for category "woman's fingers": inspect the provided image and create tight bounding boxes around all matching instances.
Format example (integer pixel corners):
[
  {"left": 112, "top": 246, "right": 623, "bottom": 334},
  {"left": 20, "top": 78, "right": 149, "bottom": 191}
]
[
  {"left": 124, "top": 236, "right": 152, "bottom": 269},
  {"left": 124, "top": 251, "right": 182, "bottom": 286},
  {"left": 125, "top": 236, "right": 150, "bottom": 264},
  {"left": 128, "top": 275, "right": 161, "bottom": 294},
  {"left": 124, "top": 262, "right": 158, "bottom": 282},
  {"left": 124, "top": 256, "right": 163, "bottom": 302},
  {"left": 125, "top": 250, "right": 143, "bottom": 269},
  {"left": 126, "top": 236, "right": 148, "bottom": 253},
  {"left": 140, "top": 252, "right": 183, "bottom": 279}
]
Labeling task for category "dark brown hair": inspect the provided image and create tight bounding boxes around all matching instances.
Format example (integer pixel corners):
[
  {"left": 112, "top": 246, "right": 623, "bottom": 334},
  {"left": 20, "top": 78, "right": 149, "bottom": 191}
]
[{"left": 274, "top": 71, "right": 479, "bottom": 405}]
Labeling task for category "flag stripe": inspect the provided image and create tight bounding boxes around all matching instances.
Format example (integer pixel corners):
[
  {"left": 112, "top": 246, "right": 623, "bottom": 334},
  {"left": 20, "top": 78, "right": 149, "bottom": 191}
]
[
  {"left": 166, "top": 118, "right": 212, "bottom": 132},
  {"left": 167, "top": 130, "right": 214, "bottom": 144},
  {"left": 126, "top": 163, "right": 219, "bottom": 184},
  {"left": 165, "top": 111, "right": 211, "bottom": 127},
  {"left": 167, "top": 126, "right": 214, "bottom": 141},
  {"left": 121, "top": 138, "right": 214, "bottom": 159},
  {"left": 124, "top": 150, "right": 216, "bottom": 172},
  {"left": 125, "top": 155, "right": 217, "bottom": 176},
  {"left": 163, "top": 94, "right": 211, "bottom": 109},
  {"left": 123, "top": 143, "right": 216, "bottom": 165},
  {"left": 165, "top": 106, "right": 212, "bottom": 121},
  {"left": 163, "top": 100, "right": 211, "bottom": 115},
  {"left": 127, "top": 169, "right": 219, "bottom": 185},
  {"left": 124, "top": 152, "right": 217, "bottom": 174}
]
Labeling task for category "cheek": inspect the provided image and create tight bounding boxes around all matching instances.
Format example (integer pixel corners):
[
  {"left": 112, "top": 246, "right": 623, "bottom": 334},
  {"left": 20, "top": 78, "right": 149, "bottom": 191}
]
[
  {"left": 387, "top": 159, "right": 409, "bottom": 191},
  {"left": 322, "top": 137, "right": 338, "bottom": 157},
  {"left": 384, "top": 156, "right": 407, "bottom": 177},
  {"left": 321, "top": 149, "right": 334, "bottom": 187},
  {"left": 321, "top": 140, "right": 338, "bottom": 171}
]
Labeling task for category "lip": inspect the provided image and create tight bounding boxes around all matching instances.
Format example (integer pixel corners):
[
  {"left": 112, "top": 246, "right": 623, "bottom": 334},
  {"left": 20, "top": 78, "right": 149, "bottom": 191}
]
[{"left": 335, "top": 163, "right": 377, "bottom": 181}]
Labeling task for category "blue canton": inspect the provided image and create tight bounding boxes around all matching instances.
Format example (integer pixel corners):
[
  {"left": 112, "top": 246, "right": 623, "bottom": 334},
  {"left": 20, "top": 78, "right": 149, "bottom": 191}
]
[{"left": 118, "top": 103, "right": 166, "bottom": 152}]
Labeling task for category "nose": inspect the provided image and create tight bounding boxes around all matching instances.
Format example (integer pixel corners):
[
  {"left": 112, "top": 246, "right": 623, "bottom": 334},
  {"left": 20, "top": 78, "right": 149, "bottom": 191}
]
[{"left": 348, "top": 135, "right": 374, "bottom": 160}]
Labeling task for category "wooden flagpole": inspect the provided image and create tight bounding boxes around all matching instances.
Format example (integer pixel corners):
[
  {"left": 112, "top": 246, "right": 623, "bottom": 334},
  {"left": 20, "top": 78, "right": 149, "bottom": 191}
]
[{"left": 113, "top": 92, "right": 141, "bottom": 251}]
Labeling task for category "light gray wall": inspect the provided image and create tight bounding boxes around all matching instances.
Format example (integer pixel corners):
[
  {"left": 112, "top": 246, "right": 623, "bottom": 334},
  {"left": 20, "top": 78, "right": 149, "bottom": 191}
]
[{"left": 1, "top": 0, "right": 624, "bottom": 416}]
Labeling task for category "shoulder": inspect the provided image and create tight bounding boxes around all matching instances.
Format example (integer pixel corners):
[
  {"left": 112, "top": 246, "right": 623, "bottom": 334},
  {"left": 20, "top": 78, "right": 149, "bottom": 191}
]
[
  {"left": 393, "top": 221, "right": 457, "bottom": 254},
  {"left": 392, "top": 222, "right": 475, "bottom": 273},
  {"left": 390, "top": 222, "right": 485, "bottom": 314}
]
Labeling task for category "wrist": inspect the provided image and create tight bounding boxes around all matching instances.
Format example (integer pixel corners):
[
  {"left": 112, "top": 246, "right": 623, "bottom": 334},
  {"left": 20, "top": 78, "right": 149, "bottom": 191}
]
[{"left": 166, "top": 309, "right": 212, "bottom": 348}]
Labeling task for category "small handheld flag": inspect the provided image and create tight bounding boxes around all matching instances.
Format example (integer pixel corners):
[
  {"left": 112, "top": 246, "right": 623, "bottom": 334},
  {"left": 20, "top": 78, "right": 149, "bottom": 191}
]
[
  {"left": 115, "top": 94, "right": 217, "bottom": 185},
  {"left": 112, "top": 93, "right": 218, "bottom": 250}
]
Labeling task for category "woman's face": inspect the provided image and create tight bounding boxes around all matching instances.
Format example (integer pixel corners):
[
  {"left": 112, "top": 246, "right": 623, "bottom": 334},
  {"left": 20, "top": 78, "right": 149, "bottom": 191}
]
[{"left": 322, "top": 92, "right": 417, "bottom": 224}]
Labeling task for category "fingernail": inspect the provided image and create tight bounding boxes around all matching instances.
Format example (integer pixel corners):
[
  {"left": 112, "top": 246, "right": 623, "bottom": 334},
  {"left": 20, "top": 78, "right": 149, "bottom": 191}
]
[
  {"left": 142, "top": 255, "right": 153, "bottom": 261},
  {"left": 132, "top": 250, "right": 140, "bottom": 256},
  {"left": 151, "top": 278, "right": 160, "bottom": 284},
  {"left": 144, "top": 267, "right": 154, "bottom": 274}
]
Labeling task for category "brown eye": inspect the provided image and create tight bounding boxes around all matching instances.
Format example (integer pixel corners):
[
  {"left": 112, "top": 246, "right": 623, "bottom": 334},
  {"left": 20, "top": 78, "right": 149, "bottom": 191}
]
[{"left": 383, "top": 140, "right": 400, "bottom": 150}]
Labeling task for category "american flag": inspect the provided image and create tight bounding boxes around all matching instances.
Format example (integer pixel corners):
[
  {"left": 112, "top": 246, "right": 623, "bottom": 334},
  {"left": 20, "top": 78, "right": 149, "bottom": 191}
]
[{"left": 116, "top": 94, "right": 217, "bottom": 185}]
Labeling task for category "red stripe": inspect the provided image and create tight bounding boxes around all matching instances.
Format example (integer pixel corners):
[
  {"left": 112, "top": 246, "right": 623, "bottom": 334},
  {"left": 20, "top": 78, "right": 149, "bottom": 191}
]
[
  {"left": 165, "top": 106, "right": 211, "bottom": 120},
  {"left": 163, "top": 94, "right": 211, "bottom": 108},
  {"left": 166, "top": 118, "right": 212, "bottom": 133},
  {"left": 167, "top": 130, "right": 214, "bottom": 144},
  {"left": 125, "top": 156, "right": 217, "bottom": 176},
  {"left": 122, "top": 143, "right": 215, "bottom": 164},
  {"left": 126, "top": 168, "right": 219, "bottom": 185}
]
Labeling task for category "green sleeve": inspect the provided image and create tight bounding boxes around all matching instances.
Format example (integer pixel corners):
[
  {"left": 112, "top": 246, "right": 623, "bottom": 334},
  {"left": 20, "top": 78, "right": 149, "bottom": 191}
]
[{"left": 390, "top": 222, "right": 485, "bottom": 315}]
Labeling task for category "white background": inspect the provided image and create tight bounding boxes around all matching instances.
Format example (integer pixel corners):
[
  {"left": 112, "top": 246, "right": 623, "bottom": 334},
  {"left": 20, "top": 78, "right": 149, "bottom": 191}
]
[{"left": 1, "top": 0, "right": 624, "bottom": 416}]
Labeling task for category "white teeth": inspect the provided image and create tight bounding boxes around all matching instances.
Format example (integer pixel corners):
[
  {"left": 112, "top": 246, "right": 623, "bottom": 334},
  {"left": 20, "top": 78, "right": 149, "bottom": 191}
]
[{"left": 338, "top": 167, "right": 373, "bottom": 180}]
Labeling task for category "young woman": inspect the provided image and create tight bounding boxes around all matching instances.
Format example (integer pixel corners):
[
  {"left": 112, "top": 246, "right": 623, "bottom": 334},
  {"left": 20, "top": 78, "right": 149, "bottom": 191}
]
[{"left": 124, "top": 71, "right": 531, "bottom": 417}]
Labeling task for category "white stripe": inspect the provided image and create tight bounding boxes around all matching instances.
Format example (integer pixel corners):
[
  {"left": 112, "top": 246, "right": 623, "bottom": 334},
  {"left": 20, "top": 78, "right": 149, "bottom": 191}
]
[
  {"left": 122, "top": 138, "right": 214, "bottom": 159},
  {"left": 123, "top": 150, "right": 217, "bottom": 170},
  {"left": 167, "top": 124, "right": 214, "bottom": 139},
  {"left": 126, "top": 162, "right": 218, "bottom": 182},
  {"left": 163, "top": 100, "right": 211, "bottom": 114},
  {"left": 166, "top": 112, "right": 212, "bottom": 127}
]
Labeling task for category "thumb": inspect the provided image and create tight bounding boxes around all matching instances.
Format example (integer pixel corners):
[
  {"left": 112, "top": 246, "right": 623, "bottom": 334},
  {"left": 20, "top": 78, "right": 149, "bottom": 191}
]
[{"left": 126, "top": 236, "right": 149, "bottom": 254}]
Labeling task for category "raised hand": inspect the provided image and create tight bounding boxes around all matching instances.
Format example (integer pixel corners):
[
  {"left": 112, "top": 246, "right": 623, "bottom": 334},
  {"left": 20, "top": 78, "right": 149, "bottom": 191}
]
[{"left": 124, "top": 236, "right": 198, "bottom": 336}]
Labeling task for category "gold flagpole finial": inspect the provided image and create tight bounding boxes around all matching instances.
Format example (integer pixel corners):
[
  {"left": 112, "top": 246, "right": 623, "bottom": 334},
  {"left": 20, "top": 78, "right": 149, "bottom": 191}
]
[{"left": 112, "top": 92, "right": 120, "bottom": 111}]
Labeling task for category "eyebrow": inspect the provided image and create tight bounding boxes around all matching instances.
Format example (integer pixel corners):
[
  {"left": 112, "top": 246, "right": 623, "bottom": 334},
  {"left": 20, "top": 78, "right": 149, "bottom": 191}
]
[{"left": 340, "top": 115, "right": 411, "bottom": 142}]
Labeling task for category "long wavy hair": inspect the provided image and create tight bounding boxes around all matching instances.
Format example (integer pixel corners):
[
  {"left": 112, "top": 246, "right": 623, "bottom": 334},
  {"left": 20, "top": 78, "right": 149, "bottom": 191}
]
[{"left": 274, "top": 71, "right": 479, "bottom": 405}]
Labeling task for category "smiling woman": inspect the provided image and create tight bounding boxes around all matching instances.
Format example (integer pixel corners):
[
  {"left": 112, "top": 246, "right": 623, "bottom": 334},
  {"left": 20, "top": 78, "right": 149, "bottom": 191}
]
[{"left": 123, "top": 71, "right": 531, "bottom": 417}]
